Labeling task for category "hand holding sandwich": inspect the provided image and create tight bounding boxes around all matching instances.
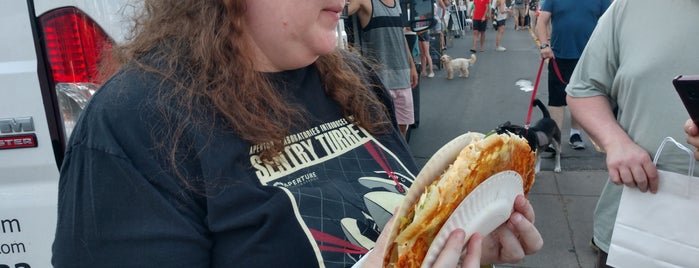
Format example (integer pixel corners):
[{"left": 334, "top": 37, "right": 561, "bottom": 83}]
[{"left": 359, "top": 194, "right": 542, "bottom": 267}]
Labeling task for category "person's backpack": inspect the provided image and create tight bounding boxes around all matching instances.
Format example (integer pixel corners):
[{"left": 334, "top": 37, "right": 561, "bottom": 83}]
[{"left": 514, "top": 0, "right": 525, "bottom": 5}]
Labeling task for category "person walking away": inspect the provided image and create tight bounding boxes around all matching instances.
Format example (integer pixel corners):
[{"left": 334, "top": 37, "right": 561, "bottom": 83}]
[
  {"left": 458, "top": 0, "right": 471, "bottom": 32},
  {"left": 494, "top": 0, "right": 511, "bottom": 51},
  {"left": 349, "top": 0, "right": 418, "bottom": 138},
  {"left": 512, "top": 0, "right": 528, "bottom": 30},
  {"left": 469, "top": 0, "right": 491, "bottom": 53},
  {"left": 535, "top": 0, "right": 610, "bottom": 150},
  {"left": 565, "top": 0, "right": 699, "bottom": 266},
  {"left": 435, "top": 0, "right": 448, "bottom": 50},
  {"left": 418, "top": 31, "right": 435, "bottom": 78},
  {"left": 528, "top": 0, "right": 539, "bottom": 31}
]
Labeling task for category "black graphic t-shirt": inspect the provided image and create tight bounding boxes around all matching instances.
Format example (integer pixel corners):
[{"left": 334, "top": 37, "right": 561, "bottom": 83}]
[{"left": 53, "top": 62, "right": 418, "bottom": 268}]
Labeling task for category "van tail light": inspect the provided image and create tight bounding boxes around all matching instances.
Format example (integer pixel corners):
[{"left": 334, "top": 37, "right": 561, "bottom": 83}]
[{"left": 38, "top": 7, "right": 113, "bottom": 143}]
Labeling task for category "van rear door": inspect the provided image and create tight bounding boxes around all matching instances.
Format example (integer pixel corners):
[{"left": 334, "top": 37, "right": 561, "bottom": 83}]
[{"left": 1, "top": 1, "right": 59, "bottom": 266}]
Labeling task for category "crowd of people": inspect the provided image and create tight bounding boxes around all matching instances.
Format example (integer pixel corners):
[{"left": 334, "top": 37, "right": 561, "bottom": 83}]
[{"left": 50, "top": 0, "right": 699, "bottom": 267}]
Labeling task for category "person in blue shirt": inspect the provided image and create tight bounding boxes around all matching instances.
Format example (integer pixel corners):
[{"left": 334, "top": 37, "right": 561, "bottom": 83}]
[{"left": 535, "top": 0, "right": 611, "bottom": 151}]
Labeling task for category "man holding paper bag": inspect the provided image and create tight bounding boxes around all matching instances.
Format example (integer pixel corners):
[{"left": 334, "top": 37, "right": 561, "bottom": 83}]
[{"left": 564, "top": 0, "right": 699, "bottom": 267}]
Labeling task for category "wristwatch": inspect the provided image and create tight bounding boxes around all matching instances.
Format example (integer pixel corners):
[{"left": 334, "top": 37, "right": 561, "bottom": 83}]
[{"left": 539, "top": 43, "right": 550, "bottom": 49}]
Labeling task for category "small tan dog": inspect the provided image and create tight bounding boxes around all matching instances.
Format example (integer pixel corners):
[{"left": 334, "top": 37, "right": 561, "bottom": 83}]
[{"left": 440, "top": 54, "right": 477, "bottom": 79}]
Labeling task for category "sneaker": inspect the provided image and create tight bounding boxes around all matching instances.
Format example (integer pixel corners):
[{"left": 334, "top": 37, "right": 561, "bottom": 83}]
[
  {"left": 428, "top": 72, "right": 435, "bottom": 78},
  {"left": 495, "top": 46, "right": 507, "bottom": 52},
  {"left": 569, "top": 134, "right": 586, "bottom": 150}
]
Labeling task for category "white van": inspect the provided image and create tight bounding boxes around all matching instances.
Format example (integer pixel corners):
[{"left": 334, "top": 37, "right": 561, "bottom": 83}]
[{"left": 1, "top": 1, "right": 132, "bottom": 266}]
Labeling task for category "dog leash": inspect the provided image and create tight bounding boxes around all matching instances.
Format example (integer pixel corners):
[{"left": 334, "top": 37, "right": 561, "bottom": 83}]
[{"left": 525, "top": 58, "right": 567, "bottom": 129}]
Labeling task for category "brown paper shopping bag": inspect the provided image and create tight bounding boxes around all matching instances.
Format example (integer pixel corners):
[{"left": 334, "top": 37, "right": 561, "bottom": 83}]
[{"left": 607, "top": 137, "right": 699, "bottom": 268}]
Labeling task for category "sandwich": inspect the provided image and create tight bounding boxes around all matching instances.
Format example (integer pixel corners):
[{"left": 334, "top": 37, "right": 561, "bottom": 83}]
[{"left": 383, "top": 132, "right": 536, "bottom": 267}]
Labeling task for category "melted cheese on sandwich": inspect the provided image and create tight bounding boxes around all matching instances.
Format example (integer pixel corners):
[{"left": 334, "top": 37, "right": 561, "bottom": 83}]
[{"left": 385, "top": 133, "right": 535, "bottom": 267}]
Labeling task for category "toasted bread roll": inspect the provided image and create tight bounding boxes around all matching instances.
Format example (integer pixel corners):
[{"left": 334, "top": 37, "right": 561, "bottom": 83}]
[{"left": 383, "top": 132, "right": 535, "bottom": 268}]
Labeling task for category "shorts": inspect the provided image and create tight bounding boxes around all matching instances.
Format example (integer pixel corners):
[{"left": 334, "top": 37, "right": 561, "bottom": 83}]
[
  {"left": 473, "top": 20, "right": 487, "bottom": 32},
  {"left": 389, "top": 87, "right": 415, "bottom": 125},
  {"left": 547, "top": 58, "right": 579, "bottom": 106},
  {"left": 434, "top": 19, "right": 443, "bottom": 31},
  {"left": 496, "top": 19, "right": 507, "bottom": 28},
  {"left": 513, "top": 6, "right": 527, "bottom": 18},
  {"left": 418, "top": 32, "right": 429, "bottom": 42}
]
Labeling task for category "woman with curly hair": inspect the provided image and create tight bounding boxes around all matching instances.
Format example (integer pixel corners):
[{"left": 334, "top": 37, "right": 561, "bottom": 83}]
[{"left": 51, "top": 0, "right": 542, "bottom": 267}]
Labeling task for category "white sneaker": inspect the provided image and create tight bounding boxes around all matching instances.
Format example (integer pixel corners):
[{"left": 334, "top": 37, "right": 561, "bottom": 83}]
[
  {"left": 495, "top": 46, "right": 507, "bottom": 52},
  {"left": 428, "top": 72, "right": 435, "bottom": 78}
]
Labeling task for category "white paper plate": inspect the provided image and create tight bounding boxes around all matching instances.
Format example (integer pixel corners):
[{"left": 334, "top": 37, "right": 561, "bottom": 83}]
[{"left": 420, "top": 170, "right": 524, "bottom": 268}]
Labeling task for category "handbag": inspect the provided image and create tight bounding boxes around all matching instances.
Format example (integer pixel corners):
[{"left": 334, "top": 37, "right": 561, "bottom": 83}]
[{"left": 607, "top": 137, "right": 699, "bottom": 267}]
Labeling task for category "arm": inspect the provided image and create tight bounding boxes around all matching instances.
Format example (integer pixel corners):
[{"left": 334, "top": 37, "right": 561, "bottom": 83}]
[
  {"left": 498, "top": 0, "right": 510, "bottom": 14},
  {"left": 53, "top": 146, "right": 211, "bottom": 267},
  {"left": 567, "top": 95, "right": 658, "bottom": 193},
  {"left": 438, "top": 0, "right": 447, "bottom": 18},
  {"left": 404, "top": 38, "right": 418, "bottom": 88},
  {"left": 347, "top": 0, "right": 362, "bottom": 15},
  {"left": 535, "top": 11, "right": 552, "bottom": 59},
  {"left": 485, "top": 2, "right": 492, "bottom": 19},
  {"left": 347, "top": 0, "right": 371, "bottom": 26}
]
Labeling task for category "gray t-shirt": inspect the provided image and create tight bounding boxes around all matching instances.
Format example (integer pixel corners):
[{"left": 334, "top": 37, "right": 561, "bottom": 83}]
[
  {"left": 360, "top": 0, "right": 411, "bottom": 90},
  {"left": 566, "top": 0, "right": 699, "bottom": 253}
]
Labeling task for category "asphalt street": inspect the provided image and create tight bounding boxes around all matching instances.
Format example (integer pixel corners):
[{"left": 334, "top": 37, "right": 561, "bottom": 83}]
[{"left": 406, "top": 17, "right": 608, "bottom": 268}]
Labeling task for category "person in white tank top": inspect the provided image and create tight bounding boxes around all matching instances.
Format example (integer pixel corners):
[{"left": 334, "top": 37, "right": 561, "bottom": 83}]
[{"left": 494, "top": 0, "right": 511, "bottom": 51}]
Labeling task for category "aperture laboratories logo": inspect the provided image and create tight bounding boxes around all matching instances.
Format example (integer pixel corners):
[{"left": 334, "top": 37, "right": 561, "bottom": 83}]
[{"left": 250, "top": 118, "right": 371, "bottom": 185}]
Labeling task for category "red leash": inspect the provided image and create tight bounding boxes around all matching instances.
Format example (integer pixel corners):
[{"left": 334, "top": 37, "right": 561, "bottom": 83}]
[{"left": 525, "top": 58, "right": 567, "bottom": 129}]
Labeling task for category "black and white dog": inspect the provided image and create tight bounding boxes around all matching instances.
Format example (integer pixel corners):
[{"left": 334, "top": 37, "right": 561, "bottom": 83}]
[{"left": 496, "top": 99, "right": 562, "bottom": 173}]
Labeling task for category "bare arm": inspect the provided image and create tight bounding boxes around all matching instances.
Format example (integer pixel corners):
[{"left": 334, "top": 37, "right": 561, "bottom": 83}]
[
  {"left": 497, "top": 0, "right": 510, "bottom": 14},
  {"left": 535, "top": 11, "right": 552, "bottom": 59},
  {"left": 437, "top": 0, "right": 447, "bottom": 18},
  {"left": 404, "top": 37, "right": 418, "bottom": 89},
  {"left": 347, "top": 0, "right": 371, "bottom": 27},
  {"left": 485, "top": 2, "right": 491, "bottom": 19},
  {"left": 567, "top": 95, "right": 659, "bottom": 193}
]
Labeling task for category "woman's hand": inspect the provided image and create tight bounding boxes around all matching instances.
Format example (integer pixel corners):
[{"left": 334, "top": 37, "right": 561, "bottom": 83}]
[
  {"left": 433, "top": 195, "right": 543, "bottom": 267},
  {"left": 480, "top": 195, "right": 543, "bottom": 264}
]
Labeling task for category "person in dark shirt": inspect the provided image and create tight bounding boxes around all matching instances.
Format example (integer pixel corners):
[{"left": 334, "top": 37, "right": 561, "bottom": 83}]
[{"left": 51, "top": 0, "right": 543, "bottom": 267}]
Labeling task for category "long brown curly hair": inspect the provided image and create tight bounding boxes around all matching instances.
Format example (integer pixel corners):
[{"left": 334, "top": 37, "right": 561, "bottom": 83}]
[{"left": 103, "top": 0, "right": 392, "bottom": 165}]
